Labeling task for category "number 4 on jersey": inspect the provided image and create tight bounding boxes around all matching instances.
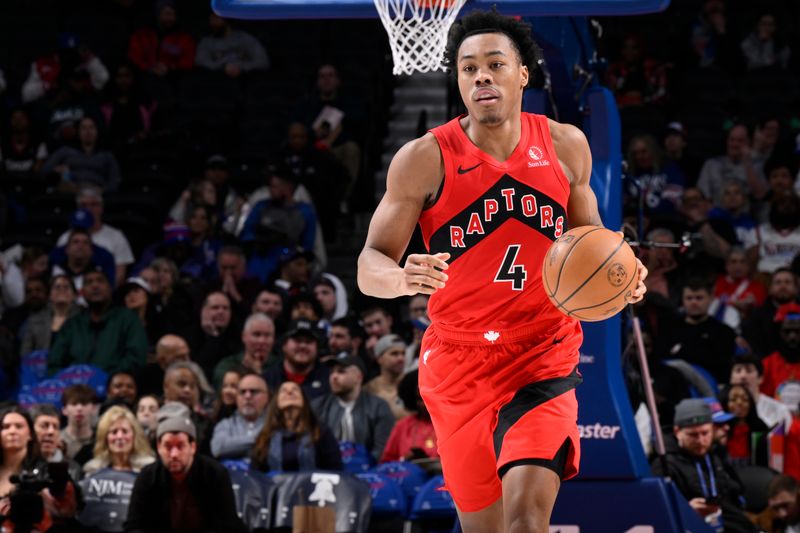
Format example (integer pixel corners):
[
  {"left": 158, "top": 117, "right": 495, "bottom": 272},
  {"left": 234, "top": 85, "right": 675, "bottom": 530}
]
[{"left": 495, "top": 245, "right": 527, "bottom": 290}]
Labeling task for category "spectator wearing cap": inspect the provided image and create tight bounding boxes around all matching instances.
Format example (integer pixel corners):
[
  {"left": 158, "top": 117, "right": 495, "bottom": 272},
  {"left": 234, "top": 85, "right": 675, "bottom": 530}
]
[
  {"left": 41, "top": 116, "right": 121, "bottom": 192},
  {"left": 48, "top": 266, "right": 148, "bottom": 375},
  {"left": 730, "top": 353, "right": 793, "bottom": 431},
  {"left": 20, "top": 275, "right": 81, "bottom": 355},
  {"left": 274, "top": 247, "right": 315, "bottom": 295},
  {"left": 51, "top": 227, "right": 117, "bottom": 295},
  {"left": 663, "top": 122, "right": 702, "bottom": 186},
  {"left": 127, "top": 0, "right": 196, "bottom": 76},
  {"left": 698, "top": 123, "right": 768, "bottom": 206},
  {"left": 124, "top": 402, "right": 246, "bottom": 533},
  {"left": 702, "top": 397, "right": 737, "bottom": 450},
  {"left": 210, "top": 372, "right": 270, "bottom": 460},
  {"left": 179, "top": 291, "right": 242, "bottom": 381},
  {"left": 718, "top": 383, "right": 769, "bottom": 466},
  {"left": 312, "top": 352, "right": 395, "bottom": 461},
  {"left": 195, "top": 13, "right": 269, "bottom": 76},
  {"left": 761, "top": 304, "right": 800, "bottom": 411},
  {"left": 264, "top": 319, "right": 330, "bottom": 400},
  {"left": 213, "top": 313, "right": 276, "bottom": 390},
  {"left": 762, "top": 475, "right": 800, "bottom": 533},
  {"left": 651, "top": 399, "right": 755, "bottom": 532},
  {"left": 241, "top": 166, "right": 318, "bottom": 283},
  {"left": 138, "top": 334, "right": 191, "bottom": 397},
  {"left": 741, "top": 267, "right": 799, "bottom": 359},
  {"left": 56, "top": 187, "right": 134, "bottom": 285},
  {"left": 118, "top": 276, "right": 162, "bottom": 347},
  {"left": 365, "top": 334, "right": 411, "bottom": 420}
]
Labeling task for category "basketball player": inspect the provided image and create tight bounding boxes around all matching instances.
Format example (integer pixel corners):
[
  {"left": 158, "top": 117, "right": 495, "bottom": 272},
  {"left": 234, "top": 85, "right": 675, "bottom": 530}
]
[{"left": 358, "top": 10, "right": 647, "bottom": 533}]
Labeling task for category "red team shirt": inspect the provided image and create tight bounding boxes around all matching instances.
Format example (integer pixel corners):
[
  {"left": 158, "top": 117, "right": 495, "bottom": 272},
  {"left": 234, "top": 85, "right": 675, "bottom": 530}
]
[{"left": 419, "top": 112, "right": 582, "bottom": 368}]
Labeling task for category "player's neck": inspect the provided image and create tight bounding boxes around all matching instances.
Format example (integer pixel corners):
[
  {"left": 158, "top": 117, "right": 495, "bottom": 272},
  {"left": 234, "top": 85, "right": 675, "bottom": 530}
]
[{"left": 461, "top": 114, "right": 522, "bottom": 163}]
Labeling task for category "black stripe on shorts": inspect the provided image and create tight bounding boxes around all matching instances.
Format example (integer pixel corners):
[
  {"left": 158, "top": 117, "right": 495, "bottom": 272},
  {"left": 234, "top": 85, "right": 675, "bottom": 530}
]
[{"left": 493, "top": 366, "right": 582, "bottom": 461}]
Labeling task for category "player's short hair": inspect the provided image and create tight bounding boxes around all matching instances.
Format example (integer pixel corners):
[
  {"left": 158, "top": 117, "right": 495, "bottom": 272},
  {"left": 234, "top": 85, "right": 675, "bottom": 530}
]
[
  {"left": 683, "top": 277, "right": 712, "bottom": 294},
  {"left": 62, "top": 384, "right": 98, "bottom": 406},
  {"left": 444, "top": 8, "right": 542, "bottom": 84},
  {"left": 768, "top": 474, "right": 798, "bottom": 498}
]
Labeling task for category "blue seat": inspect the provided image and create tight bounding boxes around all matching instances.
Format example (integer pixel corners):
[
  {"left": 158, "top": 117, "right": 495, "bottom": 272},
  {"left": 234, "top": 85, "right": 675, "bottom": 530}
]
[
  {"left": 28, "top": 378, "right": 69, "bottom": 409},
  {"left": 339, "top": 441, "right": 374, "bottom": 474},
  {"left": 55, "top": 365, "right": 109, "bottom": 399},
  {"left": 19, "top": 350, "right": 48, "bottom": 391},
  {"left": 355, "top": 472, "right": 406, "bottom": 517},
  {"left": 371, "top": 461, "right": 429, "bottom": 512},
  {"left": 409, "top": 475, "right": 457, "bottom": 521}
]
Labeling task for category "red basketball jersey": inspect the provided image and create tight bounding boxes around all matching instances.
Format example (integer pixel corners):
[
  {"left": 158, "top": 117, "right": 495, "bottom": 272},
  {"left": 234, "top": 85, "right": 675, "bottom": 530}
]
[{"left": 419, "top": 112, "right": 581, "bottom": 341}]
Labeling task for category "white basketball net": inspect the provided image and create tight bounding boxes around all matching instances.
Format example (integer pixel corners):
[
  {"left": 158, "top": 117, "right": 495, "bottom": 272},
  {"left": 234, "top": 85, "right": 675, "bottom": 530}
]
[{"left": 374, "top": 0, "right": 467, "bottom": 75}]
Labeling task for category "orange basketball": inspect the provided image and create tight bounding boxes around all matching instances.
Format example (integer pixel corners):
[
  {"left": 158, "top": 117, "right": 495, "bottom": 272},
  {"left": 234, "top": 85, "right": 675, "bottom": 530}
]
[{"left": 542, "top": 226, "right": 638, "bottom": 322}]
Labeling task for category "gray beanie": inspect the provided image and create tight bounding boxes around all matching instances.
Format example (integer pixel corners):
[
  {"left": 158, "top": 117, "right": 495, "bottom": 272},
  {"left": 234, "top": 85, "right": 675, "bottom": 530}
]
[{"left": 156, "top": 402, "right": 196, "bottom": 440}]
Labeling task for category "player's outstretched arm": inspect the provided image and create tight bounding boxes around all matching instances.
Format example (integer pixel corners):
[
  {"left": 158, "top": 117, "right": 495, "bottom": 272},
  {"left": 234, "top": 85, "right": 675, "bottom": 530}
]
[
  {"left": 550, "top": 120, "right": 648, "bottom": 303},
  {"left": 358, "top": 134, "right": 450, "bottom": 299}
]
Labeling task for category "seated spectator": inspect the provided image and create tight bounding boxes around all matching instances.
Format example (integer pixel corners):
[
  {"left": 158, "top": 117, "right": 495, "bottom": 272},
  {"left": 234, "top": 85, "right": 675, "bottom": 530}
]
[
  {"left": 313, "top": 275, "right": 348, "bottom": 328},
  {"left": 605, "top": 33, "right": 668, "bottom": 108},
  {"left": 210, "top": 372, "right": 269, "bottom": 459},
  {"left": 251, "top": 381, "right": 342, "bottom": 473},
  {"left": 663, "top": 122, "right": 702, "bottom": 187},
  {"left": 0, "top": 246, "right": 46, "bottom": 318},
  {"left": 264, "top": 319, "right": 330, "bottom": 400},
  {"left": 162, "top": 361, "right": 213, "bottom": 454},
  {"left": 698, "top": 124, "right": 767, "bottom": 205},
  {"left": 651, "top": 399, "right": 756, "bottom": 532},
  {"left": 272, "top": 247, "right": 315, "bottom": 295},
  {"left": 730, "top": 352, "right": 793, "bottom": 431},
  {"left": 48, "top": 267, "right": 148, "bottom": 374},
  {"left": 760, "top": 156, "right": 797, "bottom": 221},
  {"left": 179, "top": 291, "right": 242, "bottom": 381},
  {"left": 742, "top": 267, "right": 798, "bottom": 358},
  {"left": 105, "top": 371, "right": 139, "bottom": 411},
  {"left": 51, "top": 224, "right": 117, "bottom": 293},
  {"left": 740, "top": 14, "right": 791, "bottom": 70},
  {"left": 752, "top": 116, "right": 781, "bottom": 168},
  {"left": 764, "top": 475, "right": 800, "bottom": 532},
  {"left": 20, "top": 275, "right": 81, "bottom": 355},
  {"left": 381, "top": 370, "right": 438, "bottom": 463},
  {"left": 654, "top": 278, "right": 736, "bottom": 384},
  {"left": 134, "top": 222, "right": 196, "bottom": 279},
  {"left": 313, "top": 353, "right": 395, "bottom": 462},
  {"left": 241, "top": 167, "right": 317, "bottom": 283},
  {"left": 118, "top": 276, "right": 161, "bottom": 346},
  {"left": 287, "top": 292, "right": 323, "bottom": 324},
  {"left": 213, "top": 313, "right": 276, "bottom": 389},
  {"left": 212, "top": 368, "right": 242, "bottom": 423},
  {"left": 761, "top": 304, "right": 800, "bottom": 414},
  {"left": 327, "top": 318, "right": 362, "bottom": 360},
  {"left": 30, "top": 403, "right": 83, "bottom": 482},
  {"left": 293, "top": 64, "right": 365, "bottom": 190},
  {"left": 362, "top": 306, "right": 394, "bottom": 362},
  {"left": 41, "top": 116, "right": 121, "bottom": 192},
  {"left": 21, "top": 32, "right": 108, "bottom": 104},
  {"left": 365, "top": 335, "right": 410, "bottom": 420},
  {"left": 718, "top": 384, "right": 769, "bottom": 466},
  {"left": 137, "top": 334, "right": 191, "bottom": 397},
  {"left": 169, "top": 178, "right": 218, "bottom": 225},
  {"left": 749, "top": 193, "right": 800, "bottom": 274},
  {"left": 124, "top": 403, "right": 246, "bottom": 532},
  {"left": 182, "top": 205, "right": 221, "bottom": 281},
  {"left": 128, "top": 0, "right": 195, "bottom": 76},
  {"left": 690, "top": 0, "right": 740, "bottom": 70},
  {"left": 640, "top": 227, "right": 684, "bottom": 307},
  {"left": 251, "top": 286, "right": 285, "bottom": 326},
  {"left": 60, "top": 384, "right": 98, "bottom": 465},
  {"left": 195, "top": 14, "right": 269, "bottom": 76},
  {"left": 83, "top": 405, "right": 155, "bottom": 476},
  {"left": 708, "top": 182, "right": 758, "bottom": 247},
  {"left": 0, "top": 276, "right": 48, "bottom": 341},
  {"left": 625, "top": 133, "right": 685, "bottom": 216},
  {"left": 56, "top": 187, "right": 134, "bottom": 284},
  {"left": 207, "top": 245, "right": 262, "bottom": 318},
  {"left": 143, "top": 257, "right": 195, "bottom": 334},
  {"left": 710, "top": 247, "right": 766, "bottom": 330},
  {"left": 0, "top": 407, "right": 80, "bottom": 529},
  {"left": 136, "top": 394, "right": 160, "bottom": 443},
  {"left": 101, "top": 61, "right": 159, "bottom": 153},
  {"left": 0, "top": 108, "right": 48, "bottom": 175},
  {"left": 678, "top": 188, "right": 737, "bottom": 273}
]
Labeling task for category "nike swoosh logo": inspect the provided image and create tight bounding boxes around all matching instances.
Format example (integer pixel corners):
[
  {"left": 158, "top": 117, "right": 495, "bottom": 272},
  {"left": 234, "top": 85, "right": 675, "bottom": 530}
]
[{"left": 457, "top": 163, "right": 482, "bottom": 175}]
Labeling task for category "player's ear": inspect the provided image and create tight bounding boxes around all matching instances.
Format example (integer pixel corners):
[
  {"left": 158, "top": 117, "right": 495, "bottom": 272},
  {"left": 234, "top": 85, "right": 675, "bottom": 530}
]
[{"left": 520, "top": 64, "right": 529, "bottom": 88}]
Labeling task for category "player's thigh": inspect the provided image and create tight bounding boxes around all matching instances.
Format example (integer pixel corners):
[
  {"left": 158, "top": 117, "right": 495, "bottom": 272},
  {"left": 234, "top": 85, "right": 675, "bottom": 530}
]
[
  {"left": 457, "top": 496, "right": 504, "bottom": 533},
  {"left": 501, "top": 464, "right": 561, "bottom": 533}
]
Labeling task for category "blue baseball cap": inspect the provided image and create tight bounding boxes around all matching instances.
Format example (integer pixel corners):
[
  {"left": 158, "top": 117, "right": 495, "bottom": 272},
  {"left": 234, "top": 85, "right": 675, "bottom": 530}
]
[
  {"left": 70, "top": 208, "right": 94, "bottom": 229},
  {"left": 703, "top": 397, "right": 736, "bottom": 424}
]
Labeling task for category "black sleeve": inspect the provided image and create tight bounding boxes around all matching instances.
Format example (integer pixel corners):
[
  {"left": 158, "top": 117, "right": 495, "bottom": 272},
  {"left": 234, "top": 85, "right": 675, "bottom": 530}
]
[
  {"left": 211, "top": 461, "right": 249, "bottom": 533},
  {"left": 123, "top": 468, "right": 154, "bottom": 533},
  {"left": 316, "top": 426, "right": 343, "bottom": 471}
]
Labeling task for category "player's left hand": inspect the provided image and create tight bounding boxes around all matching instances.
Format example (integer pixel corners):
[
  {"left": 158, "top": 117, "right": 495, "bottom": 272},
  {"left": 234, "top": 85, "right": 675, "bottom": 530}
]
[{"left": 627, "top": 258, "right": 648, "bottom": 304}]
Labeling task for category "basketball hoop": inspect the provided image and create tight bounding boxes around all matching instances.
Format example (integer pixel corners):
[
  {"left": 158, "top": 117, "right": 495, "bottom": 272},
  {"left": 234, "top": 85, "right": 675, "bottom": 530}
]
[{"left": 373, "top": 0, "right": 467, "bottom": 75}]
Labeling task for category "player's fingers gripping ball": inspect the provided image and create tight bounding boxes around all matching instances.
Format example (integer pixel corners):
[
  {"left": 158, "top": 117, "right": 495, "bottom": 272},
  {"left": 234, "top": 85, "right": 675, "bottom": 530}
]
[{"left": 542, "top": 226, "right": 638, "bottom": 321}]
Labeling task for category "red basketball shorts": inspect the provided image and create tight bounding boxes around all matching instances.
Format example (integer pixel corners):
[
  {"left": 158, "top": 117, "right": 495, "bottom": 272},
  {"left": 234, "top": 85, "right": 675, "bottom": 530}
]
[{"left": 418, "top": 321, "right": 582, "bottom": 513}]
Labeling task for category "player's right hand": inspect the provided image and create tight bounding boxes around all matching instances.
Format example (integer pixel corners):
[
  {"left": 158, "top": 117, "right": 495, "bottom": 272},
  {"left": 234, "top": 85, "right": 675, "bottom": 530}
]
[{"left": 400, "top": 253, "right": 450, "bottom": 295}]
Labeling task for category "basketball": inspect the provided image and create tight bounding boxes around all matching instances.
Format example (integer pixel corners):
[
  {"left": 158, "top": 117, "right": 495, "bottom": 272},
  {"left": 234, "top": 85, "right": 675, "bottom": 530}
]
[{"left": 542, "top": 226, "right": 638, "bottom": 322}]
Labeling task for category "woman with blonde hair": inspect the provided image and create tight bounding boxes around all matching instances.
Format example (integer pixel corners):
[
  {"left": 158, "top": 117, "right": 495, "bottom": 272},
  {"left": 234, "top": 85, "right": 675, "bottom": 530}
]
[{"left": 83, "top": 406, "right": 155, "bottom": 477}]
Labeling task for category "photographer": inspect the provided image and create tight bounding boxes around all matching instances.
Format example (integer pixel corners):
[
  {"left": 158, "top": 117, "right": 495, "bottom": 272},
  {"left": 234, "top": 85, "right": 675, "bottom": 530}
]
[{"left": 0, "top": 406, "right": 80, "bottom": 532}]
